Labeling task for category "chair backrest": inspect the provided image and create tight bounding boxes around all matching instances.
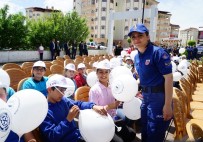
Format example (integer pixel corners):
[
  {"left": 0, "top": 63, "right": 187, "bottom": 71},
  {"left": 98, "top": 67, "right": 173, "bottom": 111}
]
[
  {"left": 44, "top": 61, "right": 53, "bottom": 70},
  {"left": 64, "top": 59, "right": 74, "bottom": 67},
  {"left": 172, "top": 96, "right": 185, "bottom": 140},
  {"left": 44, "top": 68, "right": 52, "bottom": 77},
  {"left": 22, "top": 66, "right": 33, "bottom": 77},
  {"left": 64, "top": 55, "right": 71, "bottom": 60},
  {"left": 51, "top": 60, "right": 63, "bottom": 66},
  {"left": 74, "top": 86, "right": 90, "bottom": 102},
  {"left": 50, "top": 64, "right": 64, "bottom": 75},
  {"left": 186, "top": 119, "right": 203, "bottom": 141},
  {"left": 2, "top": 63, "right": 21, "bottom": 70},
  {"left": 21, "top": 62, "right": 34, "bottom": 69},
  {"left": 56, "top": 56, "right": 64, "bottom": 62},
  {"left": 17, "top": 77, "right": 29, "bottom": 91},
  {"left": 5, "top": 68, "right": 27, "bottom": 91}
]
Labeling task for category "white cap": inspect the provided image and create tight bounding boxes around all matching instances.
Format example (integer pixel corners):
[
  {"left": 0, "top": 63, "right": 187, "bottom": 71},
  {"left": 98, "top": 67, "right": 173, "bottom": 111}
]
[
  {"left": 46, "top": 74, "right": 68, "bottom": 88},
  {"left": 33, "top": 61, "right": 46, "bottom": 68},
  {"left": 125, "top": 56, "right": 132, "bottom": 61},
  {"left": 96, "top": 60, "right": 110, "bottom": 70},
  {"left": 77, "top": 63, "right": 86, "bottom": 69},
  {"left": 65, "top": 63, "right": 76, "bottom": 71}
]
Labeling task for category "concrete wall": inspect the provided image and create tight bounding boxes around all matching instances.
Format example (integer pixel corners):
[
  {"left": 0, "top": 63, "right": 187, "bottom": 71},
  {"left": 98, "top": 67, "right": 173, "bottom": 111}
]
[{"left": 0, "top": 50, "right": 108, "bottom": 63}]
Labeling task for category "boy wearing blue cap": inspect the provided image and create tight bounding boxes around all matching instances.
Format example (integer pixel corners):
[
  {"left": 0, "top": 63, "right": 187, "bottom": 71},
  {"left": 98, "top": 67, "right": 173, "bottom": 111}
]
[{"left": 128, "top": 24, "right": 173, "bottom": 142}]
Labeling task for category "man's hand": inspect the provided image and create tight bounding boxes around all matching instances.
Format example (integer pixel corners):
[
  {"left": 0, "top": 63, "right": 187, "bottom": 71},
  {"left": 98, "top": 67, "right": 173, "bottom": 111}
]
[
  {"left": 67, "top": 105, "right": 80, "bottom": 122},
  {"left": 163, "top": 104, "right": 173, "bottom": 121},
  {"left": 92, "top": 105, "right": 107, "bottom": 116}
]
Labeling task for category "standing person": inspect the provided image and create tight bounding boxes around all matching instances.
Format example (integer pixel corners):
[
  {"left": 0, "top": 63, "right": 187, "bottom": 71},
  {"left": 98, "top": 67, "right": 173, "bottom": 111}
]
[
  {"left": 128, "top": 24, "right": 173, "bottom": 142},
  {"left": 39, "top": 74, "right": 107, "bottom": 142},
  {"left": 192, "top": 46, "right": 198, "bottom": 59},
  {"left": 38, "top": 44, "right": 44, "bottom": 60},
  {"left": 114, "top": 41, "right": 123, "bottom": 56},
  {"left": 79, "top": 41, "right": 83, "bottom": 56},
  {"left": 56, "top": 41, "right": 61, "bottom": 57},
  {"left": 50, "top": 38, "right": 56, "bottom": 60},
  {"left": 83, "top": 42, "right": 88, "bottom": 56},
  {"left": 72, "top": 41, "right": 77, "bottom": 59},
  {"left": 22, "top": 61, "right": 48, "bottom": 97},
  {"left": 64, "top": 42, "right": 70, "bottom": 57}
]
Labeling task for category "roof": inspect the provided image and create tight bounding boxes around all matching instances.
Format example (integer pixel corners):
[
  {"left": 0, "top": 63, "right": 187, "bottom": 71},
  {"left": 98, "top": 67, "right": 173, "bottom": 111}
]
[
  {"left": 25, "top": 7, "right": 61, "bottom": 12},
  {"left": 158, "top": 10, "right": 171, "bottom": 14}
]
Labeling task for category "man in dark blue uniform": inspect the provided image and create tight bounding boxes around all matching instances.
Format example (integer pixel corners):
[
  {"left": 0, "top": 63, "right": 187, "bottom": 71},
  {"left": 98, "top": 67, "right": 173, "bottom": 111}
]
[{"left": 128, "top": 24, "right": 173, "bottom": 142}]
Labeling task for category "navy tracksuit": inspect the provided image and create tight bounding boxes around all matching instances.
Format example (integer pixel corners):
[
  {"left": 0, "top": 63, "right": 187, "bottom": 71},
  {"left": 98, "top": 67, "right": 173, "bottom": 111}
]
[{"left": 134, "top": 42, "right": 172, "bottom": 142}]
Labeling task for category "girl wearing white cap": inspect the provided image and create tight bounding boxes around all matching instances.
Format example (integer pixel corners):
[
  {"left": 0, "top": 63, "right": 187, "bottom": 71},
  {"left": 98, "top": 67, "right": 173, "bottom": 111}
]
[{"left": 89, "top": 60, "right": 135, "bottom": 142}]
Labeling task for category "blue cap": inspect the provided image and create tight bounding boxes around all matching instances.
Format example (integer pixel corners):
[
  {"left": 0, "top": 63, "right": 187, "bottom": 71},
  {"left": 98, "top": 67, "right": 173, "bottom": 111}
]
[{"left": 128, "top": 24, "right": 149, "bottom": 37}]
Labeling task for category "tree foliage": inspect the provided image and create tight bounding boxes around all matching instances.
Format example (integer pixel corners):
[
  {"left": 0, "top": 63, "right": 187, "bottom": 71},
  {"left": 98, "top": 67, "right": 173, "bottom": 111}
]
[
  {"left": 0, "top": 5, "right": 89, "bottom": 50},
  {"left": 187, "top": 40, "right": 196, "bottom": 46},
  {"left": 0, "top": 5, "right": 28, "bottom": 50}
]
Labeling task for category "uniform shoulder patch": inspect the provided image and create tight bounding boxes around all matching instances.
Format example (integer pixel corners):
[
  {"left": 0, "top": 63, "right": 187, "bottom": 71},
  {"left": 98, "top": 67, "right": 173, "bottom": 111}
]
[{"left": 162, "top": 53, "right": 169, "bottom": 59}]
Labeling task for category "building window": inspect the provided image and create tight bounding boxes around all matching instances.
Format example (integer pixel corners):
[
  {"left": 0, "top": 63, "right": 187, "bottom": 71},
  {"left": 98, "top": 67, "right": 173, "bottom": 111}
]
[
  {"left": 134, "top": 18, "right": 137, "bottom": 21},
  {"left": 91, "top": 18, "right": 94, "bottom": 21},
  {"left": 116, "top": 2, "right": 118, "bottom": 6},
  {"left": 100, "top": 34, "right": 105, "bottom": 38},
  {"left": 126, "top": 8, "right": 129, "bottom": 11},
  {"left": 95, "top": 8, "right": 98, "bottom": 12},
  {"left": 95, "top": 17, "right": 98, "bottom": 21},
  {"left": 29, "top": 16, "right": 32, "bottom": 18},
  {"left": 73, "top": 6, "right": 76, "bottom": 9},
  {"left": 95, "top": 26, "right": 98, "bottom": 29},
  {"left": 29, "top": 10, "right": 32, "bottom": 12},
  {"left": 37, "top": 13, "right": 40, "bottom": 16},
  {"left": 101, "top": 16, "right": 106, "bottom": 20},
  {"left": 91, "top": 26, "right": 94, "bottom": 30},
  {"left": 124, "top": 35, "right": 128, "bottom": 39},
  {"left": 95, "top": 34, "right": 97, "bottom": 38},
  {"left": 91, "top": 0, "right": 95, "bottom": 5},
  {"left": 102, "top": 7, "right": 106, "bottom": 11},
  {"left": 134, "top": 0, "right": 139, "bottom": 2},
  {"left": 102, "top": 0, "right": 107, "bottom": 2},
  {"left": 126, "top": 0, "right": 130, "bottom": 2},
  {"left": 124, "top": 26, "right": 129, "bottom": 30},
  {"left": 33, "top": 14, "right": 35, "bottom": 16},
  {"left": 110, "top": 0, "right": 114, "bottom": 3},
  {"left": 101, "top": 26, "right": 105, "bottom": 29},
  {"left": 114, "top": 26, "right": 115, "bottom": 30}
]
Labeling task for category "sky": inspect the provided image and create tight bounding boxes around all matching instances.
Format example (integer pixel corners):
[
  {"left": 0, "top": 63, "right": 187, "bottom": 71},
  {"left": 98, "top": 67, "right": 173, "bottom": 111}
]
[{"left": 0, "top": 0, "right": 202, "bottom": 30}]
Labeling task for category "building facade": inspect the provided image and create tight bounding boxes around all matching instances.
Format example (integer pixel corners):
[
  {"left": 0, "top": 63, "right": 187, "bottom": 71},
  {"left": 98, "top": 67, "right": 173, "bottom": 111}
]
[
  {"left": 73, "top": 0, "right": 159, "bottom": 47},
  {"left": 179, "top": 28, "right": 199, "bottom": 46},
  {"left": 25, "top": 7, "right": 60, "bottom": 21}
]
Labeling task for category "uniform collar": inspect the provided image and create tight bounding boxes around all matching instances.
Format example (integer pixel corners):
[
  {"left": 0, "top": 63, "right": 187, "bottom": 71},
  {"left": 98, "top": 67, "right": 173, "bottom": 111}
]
[
  {"left": 32, "top": 76, "right": 45, "bottom": 83},
  {"left": 138, "top": 42, "right": 153, "bottom": 56}
]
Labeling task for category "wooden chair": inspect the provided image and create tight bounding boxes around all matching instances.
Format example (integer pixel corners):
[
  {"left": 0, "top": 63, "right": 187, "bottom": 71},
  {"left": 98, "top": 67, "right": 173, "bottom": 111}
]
[
  {"left": 74, "top": 86, "right": 90, "bottom": 102},
  {"left": 2, "top": 63, "right": 21, "bottom": 70},
  {"left": 17, "top": 77, "right": 29, "bottom": 91},
  {"left": 50, "top": 64, "right": 64, "bottom": 75},
  {"left": 5, "top": 68, "right": 27, "bottom": 91},
  {"left": 22, "top": 66, "right": 33, "bottom": 77},
  {"left": 51, "top": 60, "right": 63, "bottom": 66},
  {"left": 186, "top": 119, "right": 203, "bottom": 141},
  {"left": 21, "top": 62, "right": 34, "bottom": 70},
  {"left": 86, "top": 69, "right": 94, "bottom": 75},
  {"left": 64, "top": 55, "right": 71, "bottom": 60},
  {"left": 44, "top": 68, "right": 52, "bottom": 77},
  {"left": 64, "top": 59, "right": 74, "bottom": 67},
  {"left": 56, "top": 56, "right": 64, "bottom": 62},
  {"left": 44, "top": 61, "right": 53, "bottom": 70}
]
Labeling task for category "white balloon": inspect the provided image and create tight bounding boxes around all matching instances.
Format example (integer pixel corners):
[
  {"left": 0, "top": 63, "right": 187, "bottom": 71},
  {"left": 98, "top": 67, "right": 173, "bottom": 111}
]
[
  {"left": 130, "top": 50, "right": 138, "bottom": 61},
  {"left": 121, "top": 50, "right": 127, "bottom": 58},
  {"left": 0, "top": 69, "right": 10, "bottom": 90},
  {"left": 7, "top": 89, "right": 48, "bottom": 137},
  {"left": 111, "top": 74, "right": 138, "bottom": 102},
  {"left": 171, "top": 61, "right": 177, "bottom": 73},
  {"left": 110, "top": 66, "right": 133, "bottom": 85},
  {"left": 86, "top": 71, "right": 98, "bottom": 87},
  {"left": 110, "top": 58, "right": 121, "bottom": 69},
  {"left": 179, "top": 48, "right": 185, "bottom": 54},
  {"left": 173, "top": 72, "right": 182, "bottom": 82},
  {"left": 64, "top": 78, "right": 76, "bottom": 97},
  {"left": 0, "top": 99, "right": 12, "bottom": 142},
  {"left": 178, "top": 62, "right": 187, "bottom": 73},
  {"left": 123, "top": 97, "right": 142, "bottom": 120},
  {"left": 79, "top": 109, "right": 115, "bottom": 142}
]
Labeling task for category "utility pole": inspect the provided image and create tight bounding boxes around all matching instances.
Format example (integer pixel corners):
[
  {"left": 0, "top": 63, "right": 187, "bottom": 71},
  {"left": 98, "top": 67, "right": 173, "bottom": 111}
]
[{"left": 142, "top": 0, "right": 146, "bottom": 24}]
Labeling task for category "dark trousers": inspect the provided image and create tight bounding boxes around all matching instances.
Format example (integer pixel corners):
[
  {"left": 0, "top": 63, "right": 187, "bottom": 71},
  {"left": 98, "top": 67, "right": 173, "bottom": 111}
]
[
  {"left": 141, "top": 92, "right": 171, "bottom": 142},
  {"left": 39, "top": 53, "right": 43, "bottom": 60}
]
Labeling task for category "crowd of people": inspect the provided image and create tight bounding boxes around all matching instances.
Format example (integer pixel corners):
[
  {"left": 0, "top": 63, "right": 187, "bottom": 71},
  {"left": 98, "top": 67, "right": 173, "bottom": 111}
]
[{"left": 0, "top": 23, "right": 199, "bottom": 142}]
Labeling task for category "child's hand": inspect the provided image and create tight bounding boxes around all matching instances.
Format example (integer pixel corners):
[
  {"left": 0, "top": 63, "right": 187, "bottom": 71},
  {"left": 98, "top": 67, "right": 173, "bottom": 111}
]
[{"left": 67, "top": 105, "right": 80, "bottom": 122}]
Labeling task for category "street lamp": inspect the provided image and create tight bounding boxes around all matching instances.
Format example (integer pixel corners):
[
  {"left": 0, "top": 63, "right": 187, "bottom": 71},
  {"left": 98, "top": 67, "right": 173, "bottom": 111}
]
[{"left": 141, "top": 0, "right": 146, "bottom": 24}]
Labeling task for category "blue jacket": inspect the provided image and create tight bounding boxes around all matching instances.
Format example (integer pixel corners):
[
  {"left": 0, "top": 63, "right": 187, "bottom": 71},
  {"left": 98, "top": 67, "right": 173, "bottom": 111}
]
[
  {"left": 40, "top": 97, "right": 95, "bottom": 142},
  {"left": 22, "top": 77, "right": 48, "bottom": 97},
  {"left": 5, "top": 131, "right": 24, "bottom": 142}
]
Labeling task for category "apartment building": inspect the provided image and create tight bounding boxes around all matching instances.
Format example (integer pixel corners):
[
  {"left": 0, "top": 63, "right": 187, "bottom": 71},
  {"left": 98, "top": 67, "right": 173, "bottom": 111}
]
[
  {"left": 25, "top": 7, "right": 60, "bottom": 21},
  {"left": 179, "top": 28, "right": 199, "bottom": 46},
  {"left": 73, "top": 0, "right": 159, "bottom": 47}
]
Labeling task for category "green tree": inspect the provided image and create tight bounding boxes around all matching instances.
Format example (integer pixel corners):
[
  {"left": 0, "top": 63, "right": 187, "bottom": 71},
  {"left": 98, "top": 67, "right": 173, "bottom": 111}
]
[
  {"left": 0, "top": 5, "right": 28, "bottom": 50},
  {"left": 187, "top": 40, "right": 196, "bottom": 46},
  {"left": 127, "top": 38, "right": 131, "bottom": 45}
]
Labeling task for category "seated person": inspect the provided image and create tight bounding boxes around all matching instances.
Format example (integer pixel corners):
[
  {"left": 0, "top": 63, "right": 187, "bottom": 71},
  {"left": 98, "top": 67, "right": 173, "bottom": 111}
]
[
  {"left": 89, "top": 60, "right": 135, "bottom": 142},
  {"left": 7, "top": 87, "right": 15, "bottom": 99},
  {"left": 22, "top": 61, "right": 48, "bottom": 97},
  {"left": 39, "top": 74, "right": 107, "bottom": 142},
  {"left": 74, "top": 63, "right": 87, "bottom": 88}
]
